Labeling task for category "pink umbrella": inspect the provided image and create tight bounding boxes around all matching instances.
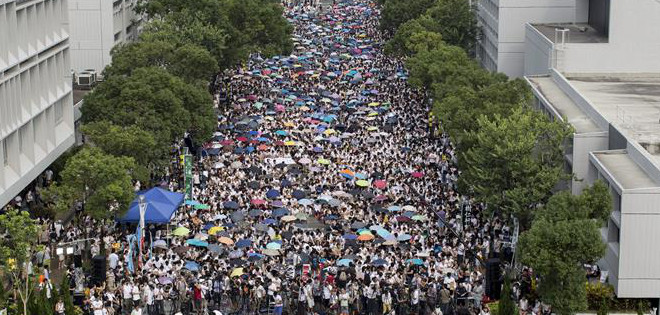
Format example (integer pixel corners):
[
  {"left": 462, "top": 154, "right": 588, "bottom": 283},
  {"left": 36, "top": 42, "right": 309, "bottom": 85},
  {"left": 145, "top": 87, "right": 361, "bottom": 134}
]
[
  {"left": 247, "top": 95, "right": 257, "bottom": 101},
  {"left": 236, "top": 137, "right": 248, "bottom": 142},
  {"left": 220, "top": 140, "right": 233, "bottom": 146},
  {"left": 275, "top": 104, "right": 285, "bottom": 112},
  {"left": 251, "top": 199, "right": 266, "bottom": 205},
  {"left": 411, "top": 172, "right": 424, "bottom": 178},
  {"left": 373, "top": 180, "right": 387, "bottom": 189}
]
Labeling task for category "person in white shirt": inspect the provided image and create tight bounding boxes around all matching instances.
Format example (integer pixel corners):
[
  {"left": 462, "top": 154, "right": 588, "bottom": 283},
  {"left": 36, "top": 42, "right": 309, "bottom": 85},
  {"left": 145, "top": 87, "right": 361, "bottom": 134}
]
[
  {"left": 382, "top": 289, "right": 393, "bottom": 314},
  {"left": 130, "top": 305, "right": 142, "bottom": 315},
  {"left": 143, "top": 284, "right": 154, "bottom": 315},
  {"left": 108, "top": 251, "right": 119, "bottom": 270},
  {"left": 92, "top": 296, "right": 104, "bottom": 315},
  {"left": 122, "top": 282, "right": 133, "bottom": 314}
]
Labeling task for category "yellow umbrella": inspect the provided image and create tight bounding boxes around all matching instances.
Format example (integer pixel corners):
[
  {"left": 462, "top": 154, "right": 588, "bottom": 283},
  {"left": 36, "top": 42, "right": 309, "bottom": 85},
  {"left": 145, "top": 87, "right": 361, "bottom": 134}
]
[
  {"left": 208, "top": 226, "right": 224, "bottom": 235},
  {"left": 367, "top": 126, "right": 378, "bottom": 131},
  {"left": 172, "top": 227, "right": 190, "bottom": 236},
  {"left": 317, "top": 158, "right": 331, "bottom": 165},
  {"left": 218, "top": 237, "right": 234, "bottom": 245},
  {"left": 284, "top": 122, "right": 295, "bottom": 127},
  {"left": 368, "top": 112, "right": 378, "bottom": 117},
  {"left": 230, "top": 268, "right": 244, "bottom": 277},
  {"left": 299, "top": 106, "right": 310, "bottom": 111},
  {"left": 281, "top": 215, "right": 297, "bottom": 222},
  {"left": 368, "top": 102, "right": 380, "bottom": 107},
  {"left": 356, "top": 180, "right": 369, "bottom": 187},
  {"left": 284, "top": 141, "right": 296, "bottom": 146},
  {"left": 324, "top": 129, "right": 336, "bottom": 135}
]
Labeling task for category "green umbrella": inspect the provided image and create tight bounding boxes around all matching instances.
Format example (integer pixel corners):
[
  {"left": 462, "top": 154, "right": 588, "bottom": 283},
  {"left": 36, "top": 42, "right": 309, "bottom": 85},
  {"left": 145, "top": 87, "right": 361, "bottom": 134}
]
[
  {"left": 412, "top": 215, "right": 427, "bottom": 221},
  {"left": 172, "top": 227, "right": 190, "bottom": 236},
  {"left": 317, "top": 158, "right": 331, "bottom": 165},
  {"left": 356, "top": 180, "right": 369, "bottom": 187},
  {"left": 194, "top": 204, "right": 210, "bottom": 210},
  {"left": 295, "top": 212, "right": 308, "bottom": 220}
]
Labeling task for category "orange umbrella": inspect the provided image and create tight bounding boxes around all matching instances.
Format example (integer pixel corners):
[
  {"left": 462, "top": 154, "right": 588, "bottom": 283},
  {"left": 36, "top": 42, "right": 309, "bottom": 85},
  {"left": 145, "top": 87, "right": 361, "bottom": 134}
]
[
  {"left": 339, "top": 169, "right": 355, "bottom": 177},
  {"left": 219, "top": 237, "right": 234, "bottom": 245},
  {"left": 258, "top": 144, "right": 268, "bottom": 151},
  {"left": 357, "top": 234, "right": 374, "bottom": 241}
]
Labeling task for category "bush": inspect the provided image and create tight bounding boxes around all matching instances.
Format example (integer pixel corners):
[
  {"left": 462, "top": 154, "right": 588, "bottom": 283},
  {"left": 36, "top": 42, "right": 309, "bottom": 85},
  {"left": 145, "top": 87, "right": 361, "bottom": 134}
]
[{"left": 586, "top": 282, "right": 651, "bottom": 313}]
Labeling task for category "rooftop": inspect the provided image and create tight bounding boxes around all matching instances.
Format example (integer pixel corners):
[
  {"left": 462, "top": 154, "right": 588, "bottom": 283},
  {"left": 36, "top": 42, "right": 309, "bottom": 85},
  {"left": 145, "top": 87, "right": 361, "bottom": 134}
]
[
  {"left": 567, "top": 74, "right": 660, "bottom": 162},
  {"left": 531, "top": 23, "right": 608, "bottom": 44},
  {"left": 527, "top": 76, "right": 601, "bottom": 134},
  {"left": 592, "top": 150, "right": 659, "bottom": 190}
]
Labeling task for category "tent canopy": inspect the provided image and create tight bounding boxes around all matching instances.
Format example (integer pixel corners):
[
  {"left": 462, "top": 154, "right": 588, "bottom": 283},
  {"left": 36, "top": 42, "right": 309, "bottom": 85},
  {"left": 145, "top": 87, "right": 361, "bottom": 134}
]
[{"left": 117, "top": 188, "right": 184, "bottom": 224}]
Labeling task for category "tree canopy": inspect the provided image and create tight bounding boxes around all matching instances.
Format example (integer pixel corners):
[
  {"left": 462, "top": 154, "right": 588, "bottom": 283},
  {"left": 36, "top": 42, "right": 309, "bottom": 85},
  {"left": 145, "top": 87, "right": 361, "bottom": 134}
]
[
  {"left": 379, "top": 0, "right": 436, "bottom": 33},
  {"left": 519, "top": 181, "right": 612, "bottom": 314},
  {"left": 80, "top": 121, "right": 160, "bottom": 169},
  {"left": 43, "top": 147, "right": 141, "bottom": 220},
  {"left": 82, "top": 67, "right": 215, "bottom": 150},
  {"left": 459, "top": 108, "right": 573, "bottom": 227}
]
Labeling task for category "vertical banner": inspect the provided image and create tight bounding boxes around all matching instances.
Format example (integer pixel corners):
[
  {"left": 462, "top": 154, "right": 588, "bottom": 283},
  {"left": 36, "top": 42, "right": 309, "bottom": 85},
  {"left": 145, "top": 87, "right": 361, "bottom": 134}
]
[{"left": 184, "top": 154, "right": 193, "bottom": 201}]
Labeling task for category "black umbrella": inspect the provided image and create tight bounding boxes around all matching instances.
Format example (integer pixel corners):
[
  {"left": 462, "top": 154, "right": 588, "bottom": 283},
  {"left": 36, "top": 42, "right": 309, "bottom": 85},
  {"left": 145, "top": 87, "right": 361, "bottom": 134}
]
[
  {"left": 248, "top": 209, "right": 263, "bottom": 217},
  {"left": 248, "top": 181, "right": 261, "bottom": 189},
  {"left": 371, "top": 172, "right": 384, "bottom": 179},
  {"left": 282, "top": 231, "right": 293, "bottom": 240},
  {"left": 292, "top": 190, "right": 307, "bottom": 199},
  {"left": 254, "top": 223, "right": 269, "bottom": 232},
  {"left": 361, "top": 191, "right": 375, "bottom": 199},
  {"left": 350, "top": 222, "right": 366, "bottom": 229},
  {"left": 231, "top": 211, "right": 246, "bottom": 222},
  {"left": 224, "top": 201, "right": 240, "bottom": 209}
]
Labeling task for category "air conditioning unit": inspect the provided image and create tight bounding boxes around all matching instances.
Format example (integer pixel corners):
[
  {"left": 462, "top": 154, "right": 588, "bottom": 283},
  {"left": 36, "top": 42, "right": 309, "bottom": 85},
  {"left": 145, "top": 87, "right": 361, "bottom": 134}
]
[{"left": 77, "top": 71, "right": 96, "bottom": 87}]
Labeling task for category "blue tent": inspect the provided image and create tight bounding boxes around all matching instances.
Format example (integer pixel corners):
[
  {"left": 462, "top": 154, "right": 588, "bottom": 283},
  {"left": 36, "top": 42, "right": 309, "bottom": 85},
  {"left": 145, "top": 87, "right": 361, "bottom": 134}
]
[{"left": 117, "top": 188, "right": 184, "bottom": 224}]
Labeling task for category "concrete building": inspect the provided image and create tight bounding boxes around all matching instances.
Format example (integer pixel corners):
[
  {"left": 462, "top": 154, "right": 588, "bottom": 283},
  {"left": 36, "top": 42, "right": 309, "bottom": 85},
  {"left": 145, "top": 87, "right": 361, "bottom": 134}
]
[
  {"left": 68, "top": 0, "right": 142, "bottom": 75},
  {"left": 475, "top": 0, "right": 589, "bottom": 78},
  {"left": 523, "top": 0, "right": 660, "bottom": 300},
  {"left": 0, "top": 0, "right": 76, "bottom": 207}
]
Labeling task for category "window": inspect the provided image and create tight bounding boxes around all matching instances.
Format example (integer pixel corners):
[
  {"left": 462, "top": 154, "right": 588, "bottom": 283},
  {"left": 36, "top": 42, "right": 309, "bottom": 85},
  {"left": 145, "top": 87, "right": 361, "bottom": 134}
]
[
  {"left": 114, "top": 32, "right": 121, "bottom": 42},
  {"left": 54, "top": 100, "right": 63, "bottom": 123},
  {"left": 2, "top": 140, "right": 7, "bottom": 166}
]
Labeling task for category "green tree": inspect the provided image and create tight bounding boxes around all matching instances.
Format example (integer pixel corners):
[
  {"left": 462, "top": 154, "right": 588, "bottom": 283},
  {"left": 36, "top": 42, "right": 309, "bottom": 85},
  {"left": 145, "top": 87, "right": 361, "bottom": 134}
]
[
  {"left": 405, "top": 43, "right": 477, "bottom": 89},
  {"left": 105, "top": 39, "right": 219, "bottom": 85},
  {"left": 385, "top": 16, "right": 444, "bottom": 56},
  {"left": 519, "top": 181, "right": 612, "bottom": 314},
  {"left": 460, "top": 108, "right": 573, "bottom": 227},
  {"left": 59, "top": 274, "right": 75, "bottom": 315},
  {"left": 0, "top": 210, "right": 41, "bottom": 315},
  {"left": 80, "top": 121, "right": 161, "bottom": 170},
  {"left": 424, "top": 0, "right": 478, "bottom": 52},
  {"left": 379, "top": 0, "right": 436, "bottom": 32},
  {"left": 498, "top": 275, "right": 518, "bottom": 315},
  {"left": 43, "top": 147, "right": 141, "bottom": 220},
  {"left": 81, "top": 67, "right": 215, "bottom": 148}
]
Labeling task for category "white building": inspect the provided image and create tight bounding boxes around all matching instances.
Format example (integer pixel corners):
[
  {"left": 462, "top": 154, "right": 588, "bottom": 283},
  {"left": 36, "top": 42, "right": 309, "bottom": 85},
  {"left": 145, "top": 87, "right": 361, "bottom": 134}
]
[
  {"left": 475, "top": 0, "right": 590, "bottom": 78},
  {"left": 0, "top": 0, "right": 75, "bottom": 207},
  {"left": 68, "top": 0, "right": 142, "bottom": 75},
  {"left": 523, "top": 0, "right": 660, "bottom": 300}
]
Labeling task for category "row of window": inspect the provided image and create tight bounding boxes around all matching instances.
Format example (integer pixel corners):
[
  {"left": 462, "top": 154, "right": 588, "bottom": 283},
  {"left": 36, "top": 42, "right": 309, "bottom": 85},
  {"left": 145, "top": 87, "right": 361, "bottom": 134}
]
[{"left": 0, "top": 0, "right": 68, "bottom": 71}]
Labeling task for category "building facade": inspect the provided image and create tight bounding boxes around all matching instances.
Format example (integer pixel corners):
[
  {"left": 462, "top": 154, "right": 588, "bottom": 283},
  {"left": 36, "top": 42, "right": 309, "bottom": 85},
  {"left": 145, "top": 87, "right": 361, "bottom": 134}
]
[
  {"left": 523, "top": 0, "right": 660, "bottom": 300},
  {"left": 0, "top": 0, "right": 75, "bottom": 207},
  {"left": 475, "top": 0, "right": 589, "bottom": 78},
  {"left": 68, "top": 0, "right": 142, "bottom": 75}
]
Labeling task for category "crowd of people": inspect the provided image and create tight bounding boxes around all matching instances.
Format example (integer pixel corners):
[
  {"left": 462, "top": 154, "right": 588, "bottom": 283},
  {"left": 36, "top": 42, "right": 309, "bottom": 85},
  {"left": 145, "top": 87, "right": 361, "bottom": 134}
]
[{"left": 9, "top": 0, "right": 532, "bottom": 314}]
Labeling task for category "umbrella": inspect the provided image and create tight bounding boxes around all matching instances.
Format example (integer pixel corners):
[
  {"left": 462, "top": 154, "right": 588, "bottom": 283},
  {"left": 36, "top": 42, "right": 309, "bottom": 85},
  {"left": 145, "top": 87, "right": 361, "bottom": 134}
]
[
  {"left": 249, "top": 209, "right": 263, "bottom": 217},
  {"left": 208, "top": 226, "right": 224, "bottom": 235},
  {"left": 208, "top": 244, "right": 223, "bottom": 254},
  {"left": 292, "top": 190, "right": 307, "bottom": 199},
  {"left": 373, "top": 180, "right": 387, "bottom": 189},
  {"left": 263, "top": 249, "right": 280, "bottom": 256},
  {"left": 251, "top": 199, "right": 266, "bottom": 206},
  {"left": 281, "top": 215, "right": 297, "bottom": 222},
  {"left": 236, "top": 239, "right": 252, "bottom": 248},
  {"left": 387, "top": 205, "right": 401, "bottom": 212},
  {"left": 298, "top": 199, "right": 313, "bottom": 206},
  {"left": 262, "top": 218, "right": 278, "bottom": 225},
  {"left": 272, "top": 208, "right": 289, "bottom": 217},
  {"left": 186, "top": 239, "right": 209, "bottom": 247},
  {"left": 219, "top": 237, "right": 234, "bottom": 245},
  {"left": 397, "top": 234, "right": 412, "bottom": 241},
  {"left": 172, "top": 227, "right": 190, "bottom": 236},
  {"left": 266, "top": 242, "right": 282, "bottom": 250},
  {"left": 402, "top": 205, "right": 417, "bottom": 212},
  {"left": 153, "top": 240, "right": 167, "bottom": 249},
  {"left": 337, "top": 258, "right": 353, "bottom": 267},
  {"left": 185, "top": 200, "right": 200, "bottom": 206},
  {"left": 299, "top": 157, "right": 312, "bottom": 164},
  {"left": 350, "top": 222, "right": 366, "bottom": 229},
  {"left": 343, "top": 234, "right": 358, "bottom": 240},
  {"left": 223, "top": 201, "right": 240, "bottom": 209},
  {"left": 266, "top": 189, "right": 281, "bottom": 199},
  {"left": 248, "top": 253, "right": 264, "bottom": 262},
  {"left": 317, "top": 158, "right": 331, "bottom": 165},
  {"left": 230, "top": 268, "right": 244, "bottom": 277},
  {"left": 357, "top": 234, "right": 374, "bottom": 241},
  {"left": 411, "top": 172, "right": 425, "bottom": 178},
  {"left": 372, "top": 259, "right": 387, "bottom": 267},
  {"left": 355, "top": 180, "right": 369, "bottom": 187},
  {"left": 184, "top": 261, "right": 200, "bottom": 271},
  {"left": 407, "top": 258, "right": 424, "bottom": 266},
  {"left": 231, "top": 211, "right": 246, "bottom": 222},
  {"left": 158, "top": 277, "right": 173, "bottom": 285},
  {"left": 295, "top": 212, "right": 308, "bottom": 220},
  {"left": 412, "top": 215, "right": 427, "bottom": 221},
  {"left": 194, "top": 204, "right": 210, "bottom": 210}
]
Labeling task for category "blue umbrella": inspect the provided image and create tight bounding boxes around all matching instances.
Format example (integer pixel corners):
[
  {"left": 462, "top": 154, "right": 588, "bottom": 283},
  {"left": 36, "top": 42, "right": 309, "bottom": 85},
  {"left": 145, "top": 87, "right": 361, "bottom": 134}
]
[
  {"left": 224, "top": 201, "right": 239, "bottom": 209},
  {"left": 262, "top": 218, "right": 278, "bottom": 225},
  {"left": 272, "top": 208, "right": 289, "bottom": 217},
  {"left": 257, "top": 137, "right": 270, "bottom": 142},
  {"left": 407, "top": 258, "right": 424, "bottom": 266},
  {"left": 281, "top": 179, "right": 292, "bottom": 188},
  {"left": 236, "top": 239, "right": 252, "bottom": 248},
  {"left": 247, "top": 130, "right": 259, "bottom": 136},
  {"left": 185, "top": 261, "right": 200, "bottom": 271},
  {"left": 324, "top": 214, "right": 339, "bottom": 220},
  {"left": 266, "top": 189, "right": 281, "bottom": 199},
  {"left": 266, "top": 242, "right": 281, "bottom": 250},
  {"left": 397, "top": 234, "right": 412, "bottom": 241},
  {"left": 275, "top": 130, "right": 288, "bottom": 136},
  {"left": 372, "top": 259, "right": 387, "bottom": 267},
  {"left": 337, "top": 258, "right": 352, "bottom": 267},
  {"left": 298, "top": 199, "right": 313, "bottom": 206},
  {"left": 292, "top": 190, "right": 306, "bottom": 199},
  {"left": 203, "top": 223, "right": 214, "bottom": 230},
  {"left": 387, "top": 205, "right": 401, "bottom": 212},
  {"left": 355, "top": 173, "right": 367, "bottom": 179},
  {"left": 186, "top": 239, "right": 209, "bottom": 247},
  {"left": 312, "top": 147, "right": 323, "bottom": 153},
  {"left": 343, "top": 234, "right": 357, "bottom": 240}
]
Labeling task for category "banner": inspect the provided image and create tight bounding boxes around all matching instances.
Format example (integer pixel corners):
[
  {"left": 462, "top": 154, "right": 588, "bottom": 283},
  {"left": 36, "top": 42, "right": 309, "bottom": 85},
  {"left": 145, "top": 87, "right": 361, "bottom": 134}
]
[{"left": 184, "top": 154, "right": 193, "bottom": 200}]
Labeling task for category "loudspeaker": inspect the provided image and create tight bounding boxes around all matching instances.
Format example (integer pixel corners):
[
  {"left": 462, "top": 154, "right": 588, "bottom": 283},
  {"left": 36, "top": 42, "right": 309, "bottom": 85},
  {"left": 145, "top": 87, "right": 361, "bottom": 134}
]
[
  {"left": 91, "top": 255, "right": 106, "bottom": 285},
  {"left": 485, "top": 258, "right": 502, "bottom": 299}
]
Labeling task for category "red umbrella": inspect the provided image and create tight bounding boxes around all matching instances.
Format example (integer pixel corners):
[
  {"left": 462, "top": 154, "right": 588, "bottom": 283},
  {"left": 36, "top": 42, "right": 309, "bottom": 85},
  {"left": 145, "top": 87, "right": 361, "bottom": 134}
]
[
  {"left": 249, "top": 139, "right": 259, "bottom": 145},
  {"left": 258, "top": 144, "right": 268, "bottom": 151},
  {"left": 373, "top": 180, "right": 387, "bottom": 189},
  {"left": 396, "top": 216, "right": 411, "bottom": 222},
  {"left": 220, "top": 140, "right": 233, "bottom": 146},
  {"left": 251, "top": 199, "right": 266, "bottom": 206},
  {"left": 374, "top": 195, "right": 388, "bottom": 202},
  {"left": 411, "top": 172, "right": 424, "bottom": 178},
  {"left": 274, "top": 141, "right": 285, "bottom": 146},
  {"left": 236, "top": 137, "right": 248, "bottom": 142},
  {"left": 247, "top": 94, "right": 257, "bottom": 101}
]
